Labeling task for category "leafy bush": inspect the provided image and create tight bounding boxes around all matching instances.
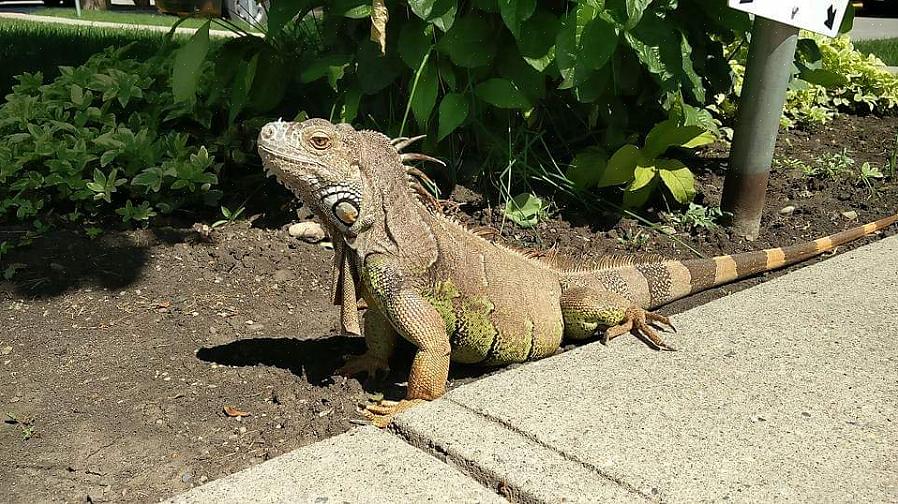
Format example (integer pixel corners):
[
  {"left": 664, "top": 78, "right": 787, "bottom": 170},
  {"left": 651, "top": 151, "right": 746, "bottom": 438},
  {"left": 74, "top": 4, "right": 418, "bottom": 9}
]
[
  {"left": 0, "top": 18, "right": 175, "bottom": 96},
  {"left": 720, "top": 34, "right": 898, "bottom": 129},
  {"left": 0, "top": 44, "right": 227, "bottom": 227},
  {"left": 180, "top": 0, "right": 747, "bottom": 200},
  {"left": 565, "top": 109, "right": 715, "bottom": 208}
]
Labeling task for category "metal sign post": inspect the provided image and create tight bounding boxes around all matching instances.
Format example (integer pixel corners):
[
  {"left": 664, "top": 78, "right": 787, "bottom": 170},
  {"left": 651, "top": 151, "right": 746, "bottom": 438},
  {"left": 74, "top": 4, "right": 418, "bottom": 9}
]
[{"left": 721, "top": 0, "right": 850, "bottom": 239}]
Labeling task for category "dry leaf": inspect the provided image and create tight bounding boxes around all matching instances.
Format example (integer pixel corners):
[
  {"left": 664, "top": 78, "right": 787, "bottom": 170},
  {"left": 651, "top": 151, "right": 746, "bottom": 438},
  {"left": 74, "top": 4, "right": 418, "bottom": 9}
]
[
  {"left": 370, "top": 0, "right": 388, "bottom": 54},
  {"left": 223, "top": 405, "right": 250, "bottom": 418}
]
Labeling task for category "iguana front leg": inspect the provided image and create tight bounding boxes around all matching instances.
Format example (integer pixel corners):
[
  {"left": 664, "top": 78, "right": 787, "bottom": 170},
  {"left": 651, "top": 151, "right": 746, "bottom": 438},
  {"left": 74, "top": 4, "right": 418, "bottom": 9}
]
[
  {"left": 360, "top": 255, "right": 450, "bottom": 427},
  {"left": 336, "top": 307, "right": 397, "bottom": 378}
]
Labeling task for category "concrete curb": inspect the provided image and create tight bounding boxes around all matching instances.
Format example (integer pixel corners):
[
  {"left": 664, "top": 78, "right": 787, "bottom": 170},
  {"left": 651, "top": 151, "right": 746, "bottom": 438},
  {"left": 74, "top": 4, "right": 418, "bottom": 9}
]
[
  {"left": 165, "top": 234, "right": 898, "bottom": 503},
  {"left": 0, "top": 11, "right": 244, "bottom": 37},
  {"left": 162, "top": 426, "right": 505, "bottom": 503}
]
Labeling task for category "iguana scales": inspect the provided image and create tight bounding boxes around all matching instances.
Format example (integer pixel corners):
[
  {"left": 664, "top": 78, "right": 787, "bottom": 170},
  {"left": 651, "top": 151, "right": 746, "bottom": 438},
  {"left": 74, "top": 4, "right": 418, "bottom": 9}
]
[{"left": 258, "top": 117, "right": 898, "bottom": 427}]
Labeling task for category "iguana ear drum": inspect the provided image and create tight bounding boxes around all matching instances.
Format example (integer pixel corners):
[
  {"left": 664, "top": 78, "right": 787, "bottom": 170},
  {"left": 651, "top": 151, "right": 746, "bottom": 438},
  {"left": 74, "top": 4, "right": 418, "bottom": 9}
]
[{"left": 332, "top": 199, "right": 359, "bottom": 226}]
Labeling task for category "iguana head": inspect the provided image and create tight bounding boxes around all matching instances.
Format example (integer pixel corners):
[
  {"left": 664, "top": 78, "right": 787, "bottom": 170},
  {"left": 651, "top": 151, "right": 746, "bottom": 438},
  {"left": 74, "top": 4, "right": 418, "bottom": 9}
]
[{"left": 258, "top": 118, "right": 366, "bottom": 233}]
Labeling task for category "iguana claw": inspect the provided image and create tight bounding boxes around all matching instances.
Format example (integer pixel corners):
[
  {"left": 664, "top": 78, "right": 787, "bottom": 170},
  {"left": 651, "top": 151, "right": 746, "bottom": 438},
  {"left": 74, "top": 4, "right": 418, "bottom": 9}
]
[
  {"left": 335, "top": 353, "right": 390, "bottom": 378},
  {"left": 362, "top": 399, "right": 426, "bottom": 428},
  {"left": 603, "top": 307, "right": 677, "bottom": 351}
]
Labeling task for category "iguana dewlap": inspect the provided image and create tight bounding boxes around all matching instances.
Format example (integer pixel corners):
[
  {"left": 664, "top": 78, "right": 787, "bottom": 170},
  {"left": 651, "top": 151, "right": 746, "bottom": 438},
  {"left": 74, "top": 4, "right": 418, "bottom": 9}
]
[{"left": 258, "top": 117, "right": 898, "bottom": 427}]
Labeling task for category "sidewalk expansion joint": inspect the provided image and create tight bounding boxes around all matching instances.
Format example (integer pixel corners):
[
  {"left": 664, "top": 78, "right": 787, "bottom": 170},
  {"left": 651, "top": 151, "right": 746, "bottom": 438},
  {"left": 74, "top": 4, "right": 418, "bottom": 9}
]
[
  {"left": 389, "top": 396, "right": 658, "bottom": 504},
  {"left": 387, "top": 418, "right": 516, "bottom": 503}
]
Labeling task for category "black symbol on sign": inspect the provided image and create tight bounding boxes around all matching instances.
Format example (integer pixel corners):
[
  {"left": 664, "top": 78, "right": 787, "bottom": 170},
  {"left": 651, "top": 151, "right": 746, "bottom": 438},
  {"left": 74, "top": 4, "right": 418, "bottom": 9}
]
[
  {"left": 792, "top": 6, "right": 799, "bottom": 19},
  {"left": 739, "top": 0, "right": 753, "bottom": 3},
  {"left": 824, "top": 5, "right": 837, "bottom": 30}
]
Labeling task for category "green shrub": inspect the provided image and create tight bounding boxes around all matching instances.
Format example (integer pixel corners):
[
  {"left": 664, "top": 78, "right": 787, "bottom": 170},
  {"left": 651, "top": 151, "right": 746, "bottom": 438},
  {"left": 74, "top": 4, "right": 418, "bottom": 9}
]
[
  {"left": 719, "top": 34, "right": 898, "bottom": 129},
  {"left": 0, "top": 44, "right": 227, "bottom": 227},
  {"left": 179, "top": 0, "right": 748, "bottom": 200},
  {"left": 0, "top": 18, "right": 175, "bottom": 96}
]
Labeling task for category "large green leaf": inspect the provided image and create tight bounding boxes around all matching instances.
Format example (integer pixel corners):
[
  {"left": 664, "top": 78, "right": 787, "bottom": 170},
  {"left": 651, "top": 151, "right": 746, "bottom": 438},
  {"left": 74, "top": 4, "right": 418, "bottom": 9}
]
[
  {"left": 356, "top": 41, "right": 401, "bottom": 94},
  {"left": 498, "top": 0, "right": 536, "bottom": 38},
  {"left": 172, "top": 21, "right": 210, "bottom": 103},
  {"left": 643, "top": 119, "right": 714, "bottom": 158},
  {"left": 299, "top": 54, "right": 352, "bottom": 89},
  {"left": 607, "top": 0, "right": 651, "bottom": 30},
  {"left": 566, "top": 146, "right": 608, "bottom": 190},
  {"left": 498, "top": 45, "right": 545, "bottom": 103},
  {"left": 409, "top": 0, "right": 457, "bottom": 30},
  {"left": 228, "top": 54, "right": 257, "bottom": 124},
  {"left": 627, "top": 164, "right": 656, "bottom": 191},
  {"left": 678, "top": 32, "right": 705, "bottom": 102},
  {"left": 516, "top": 10, "right": 559, "bottom": 72},
  {"left": 623, "top": 13, "right": 679, "bottom": 92},
  {"left": 622, "top": 177, "right": 657, "bottom": 208},
  {"left": 411, "top": 63, "right": 439, "bottom": 128},
  {"left": 340, "top": 86, "right": 362, "bottom": 124},
  {"left": 267, "top": 0, "right": 312, "bottom": 35},
  {"left": 438, "top": 16, "right": 495, "bottom": 68},
  {"left": 408, "top": 0, "right": 437, "bottom": 19},
  {"left": 555, "top": 4, "right": 598, "bottom": 89},
  {"left": 399, "top": 19, "right": 433, "bottom": 69},
  {"left": 657, "top": 158, "right": 695, "bottom": 203},
  {"left": 248, "top": 51, "right": 287, "bottom": 113},
  {"left": 598, "top": 144, "right": 641, "bottom": 187},
  {"left": 437, "top": 93, "right": 468, "bottom": 140},
  {"left": 475, "top": 78, "right": 531, "bottom": 109},
  {"left": 579, "top": 16, "right": 617, "bottom": 70},
  {"left": 503, "top": 192, "right": 544, "bottom": 228}
]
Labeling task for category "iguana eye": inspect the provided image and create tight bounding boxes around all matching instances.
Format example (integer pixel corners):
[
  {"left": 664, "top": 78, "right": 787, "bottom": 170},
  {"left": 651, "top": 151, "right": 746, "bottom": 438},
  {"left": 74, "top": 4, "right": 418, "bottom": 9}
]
[{"left": 309, "top": 133, "right": 332, "bottom": 150}]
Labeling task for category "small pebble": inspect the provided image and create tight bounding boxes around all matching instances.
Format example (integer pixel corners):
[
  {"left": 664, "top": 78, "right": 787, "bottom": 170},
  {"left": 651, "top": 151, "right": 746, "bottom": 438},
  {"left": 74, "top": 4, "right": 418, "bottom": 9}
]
[
  {"left": 841, "top": 210, "right": 858, "bottom": 220},
  {"left": 779, "top": 205, "right": 795, "bottom": 216}
]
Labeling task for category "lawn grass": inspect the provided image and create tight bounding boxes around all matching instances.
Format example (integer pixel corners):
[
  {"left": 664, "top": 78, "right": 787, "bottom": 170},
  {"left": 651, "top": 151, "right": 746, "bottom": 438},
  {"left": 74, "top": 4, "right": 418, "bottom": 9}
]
[
  {"left": 854, "top": 38, "right": 898, "bottom": 66},
  {"left": 33, "top": 7, "right": 260, "bottom": 32},
  {"left": 0, "top": 17, "right": 173, "bottom": 95}
]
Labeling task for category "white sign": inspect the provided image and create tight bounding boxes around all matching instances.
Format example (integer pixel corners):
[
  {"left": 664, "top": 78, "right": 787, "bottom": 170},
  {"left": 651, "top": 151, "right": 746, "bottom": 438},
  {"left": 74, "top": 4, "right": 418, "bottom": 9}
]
[{"left": 728, "top": 0, "right": 851, "bottom": 37}]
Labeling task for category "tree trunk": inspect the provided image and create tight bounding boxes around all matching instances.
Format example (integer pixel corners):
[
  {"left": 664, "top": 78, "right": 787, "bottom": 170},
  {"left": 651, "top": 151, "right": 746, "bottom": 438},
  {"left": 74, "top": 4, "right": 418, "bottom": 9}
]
[{"left": 82, "top": 0, "right": 110, "bottom": 10}]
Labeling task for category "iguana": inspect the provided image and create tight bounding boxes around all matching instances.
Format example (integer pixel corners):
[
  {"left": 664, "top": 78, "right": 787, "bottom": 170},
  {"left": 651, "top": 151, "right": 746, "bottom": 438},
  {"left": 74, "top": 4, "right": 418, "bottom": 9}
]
[{"left": 258, "top": 117, "right": 898, "bottom": 427}]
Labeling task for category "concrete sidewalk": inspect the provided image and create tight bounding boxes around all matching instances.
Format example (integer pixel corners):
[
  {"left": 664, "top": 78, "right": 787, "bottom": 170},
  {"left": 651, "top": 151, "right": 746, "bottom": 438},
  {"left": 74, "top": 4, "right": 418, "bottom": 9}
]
[{"left": 166, "top": 235, "right": 898, "bottom": 503}]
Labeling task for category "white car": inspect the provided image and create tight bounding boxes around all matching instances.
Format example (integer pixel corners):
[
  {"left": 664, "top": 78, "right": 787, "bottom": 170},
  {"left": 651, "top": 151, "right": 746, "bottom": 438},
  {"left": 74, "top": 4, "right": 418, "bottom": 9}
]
[{"left": 224, "top": 0, "right": 266, "bottom": 24}]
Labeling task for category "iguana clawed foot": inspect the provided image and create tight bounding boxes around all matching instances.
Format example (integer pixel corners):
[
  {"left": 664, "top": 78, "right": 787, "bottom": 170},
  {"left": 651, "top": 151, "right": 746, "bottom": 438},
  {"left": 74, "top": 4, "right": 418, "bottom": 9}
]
[
  {"left": 603, "top": 307, "right": 677, "bottom": 351},
  {"left": 362, "top": 398, "right": 426, "bottom": 428},
  {"left": 335, "top": 353, "right": 390, "bottom": 379}
]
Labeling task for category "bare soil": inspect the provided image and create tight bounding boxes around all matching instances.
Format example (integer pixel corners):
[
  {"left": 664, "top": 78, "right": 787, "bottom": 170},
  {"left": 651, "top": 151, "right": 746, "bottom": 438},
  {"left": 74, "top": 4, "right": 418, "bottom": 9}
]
[{"left": 1, "top": 114, "right": 897, "bottom": 503}]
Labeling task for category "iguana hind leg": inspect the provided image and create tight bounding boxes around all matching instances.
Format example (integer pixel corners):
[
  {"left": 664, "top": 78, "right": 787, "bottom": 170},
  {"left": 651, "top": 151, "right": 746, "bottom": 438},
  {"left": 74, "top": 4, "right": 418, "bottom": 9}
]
[
  {"left": 560, "top": 287, "right": 676, "bottom": 350},
  {"left": 336, "top": 307, "right": 396, "bottom": 378},
  {"left": 603, "top": 306, "right": 677, "bottom": 351}
]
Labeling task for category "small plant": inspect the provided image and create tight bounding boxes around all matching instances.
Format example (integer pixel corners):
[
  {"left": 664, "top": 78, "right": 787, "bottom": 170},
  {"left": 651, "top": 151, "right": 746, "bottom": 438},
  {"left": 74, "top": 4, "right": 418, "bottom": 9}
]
[
  {"left": 786, "top": 149, "right": 855, "bottom": 179},
  {"left": 84, "top": 226, "right": 103, "bottom": 239},
  {"left": 663, "top": 203, "right": 730, "bottom": 233},
  {"left": 3, "top": 263, "right": 25, "bottom": 280},
  {"left": 616, "top": 227, "right": 650, "bottom": 251},
  {"left": 887, "top": 131, "right": 898, "bottom": 179},
  {"left": 502, "top": 193, "right": 547, "bottom": 228},
  {"left": 567, "top": 116, "right": 715, "bottom": 208},
  {"left": 211, "top": 205, "right": 246, "bottom": 229},
  {"left": 5, "top": 412, "right": 35, "bottom": 441},
  {"left": 856, "top": 162, "right": 884, "bottom": 194}
]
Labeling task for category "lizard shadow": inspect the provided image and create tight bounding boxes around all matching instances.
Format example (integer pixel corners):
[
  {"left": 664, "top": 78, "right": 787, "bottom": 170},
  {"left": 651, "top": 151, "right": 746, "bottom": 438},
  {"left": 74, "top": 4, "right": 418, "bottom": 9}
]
[{"left": 195, "top": 334, "right": 502, "bottom": 397}]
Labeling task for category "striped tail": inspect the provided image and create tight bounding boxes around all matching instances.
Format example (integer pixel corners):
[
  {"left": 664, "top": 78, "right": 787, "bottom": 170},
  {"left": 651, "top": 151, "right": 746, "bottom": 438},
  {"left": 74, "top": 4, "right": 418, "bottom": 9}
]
[{"left": 676, "top": 213, "right": 898, "bottom": 301}]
